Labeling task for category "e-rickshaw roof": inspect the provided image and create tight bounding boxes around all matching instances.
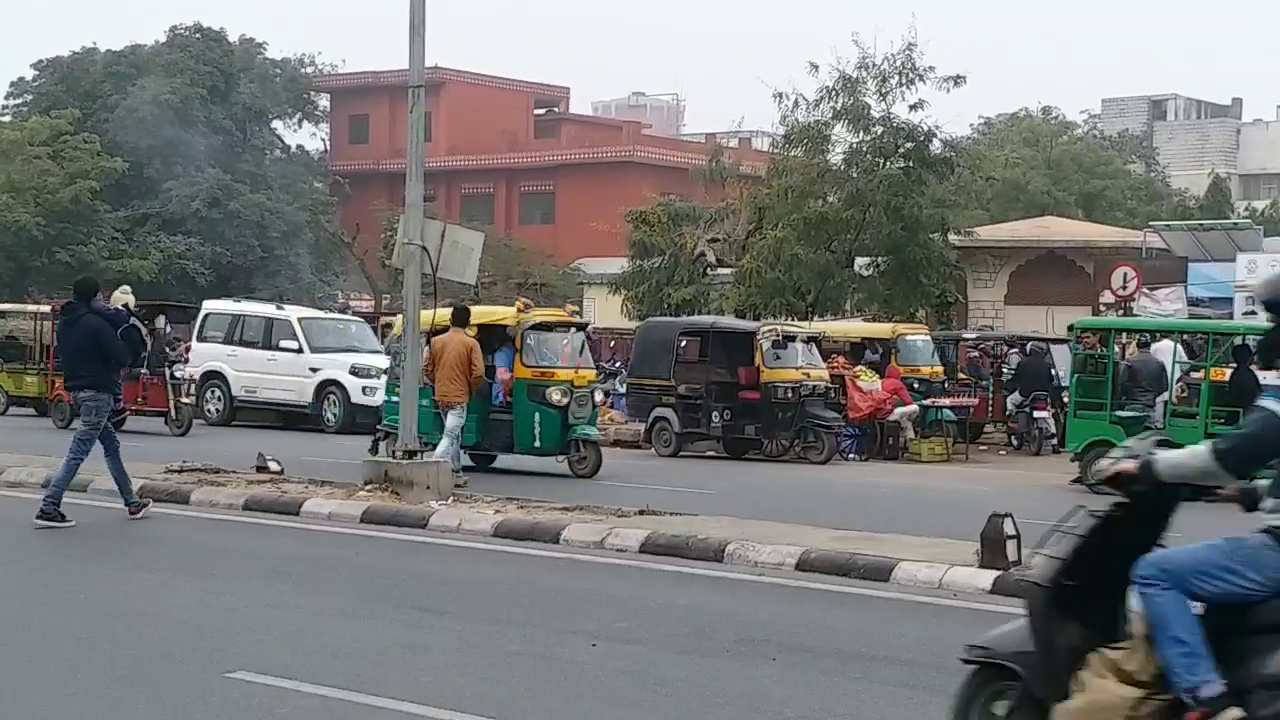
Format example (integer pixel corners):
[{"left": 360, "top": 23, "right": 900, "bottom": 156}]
[
  {"left": 0, "top": 303, "right": 54, "bottom": 314},
  {"left": 933, "top": 329, "right": 1067, "bottom": 343},
  {"left": 1070, "top": 316, "right": 1273, "bottom": 336},
  {"left": 388, "top": 304, "right": 587, "bottom": 337}
]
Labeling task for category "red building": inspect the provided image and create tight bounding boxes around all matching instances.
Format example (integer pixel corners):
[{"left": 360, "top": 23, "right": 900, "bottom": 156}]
[{"left": 316, "top": 66, "right": 771, "bottom": 265}]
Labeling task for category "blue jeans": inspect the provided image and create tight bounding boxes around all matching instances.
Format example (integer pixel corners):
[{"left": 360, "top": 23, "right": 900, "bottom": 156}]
[
  {"left": 432, "top": 403, "right": 466, "bottom": 474},
  {"left": 1132, "top": 533, "right": 1280, "bottom": 701},
  {"left": 42, "top": 390, "right": 141, "bottom": 511}
]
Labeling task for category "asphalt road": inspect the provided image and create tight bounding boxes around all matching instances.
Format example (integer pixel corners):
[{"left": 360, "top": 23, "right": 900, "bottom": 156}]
[
  {"left": 0, "top": 411, "right": 1254, "bottom": 544},
  {"left": 0, "top": 490, "right": 1008, "bottom": 720}
]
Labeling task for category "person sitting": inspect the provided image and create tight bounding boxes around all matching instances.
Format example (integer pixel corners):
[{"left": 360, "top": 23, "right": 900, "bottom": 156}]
[
  {"left": 1112, "top": 272, "right": 1280, "bottom": 720},
  {"left": 882, "top": 366, "right": 919, "bottom": 441},
  {"left": 491, "top": 334, "right": 516, "bottom": 408},
  {"left": 1227, "top": 343, "right": 1261, "bottom": 412},
  {"left": 962, "top": 349, "right": 991, "bottom": 383},
  {"left": 1119, "top": 334, "right": 1169, "bottom": 422}
]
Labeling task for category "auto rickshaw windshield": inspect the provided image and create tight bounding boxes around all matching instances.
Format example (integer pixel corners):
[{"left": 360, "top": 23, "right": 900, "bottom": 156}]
[
  {"left": 758, "top": 337, "right": 825, "bottom": 369},
  {"left": 522, "top": 328, "right": 595, "bottom": 369},
  {"left": 895, "top": 334, "right": 940, "bottom": 367}
]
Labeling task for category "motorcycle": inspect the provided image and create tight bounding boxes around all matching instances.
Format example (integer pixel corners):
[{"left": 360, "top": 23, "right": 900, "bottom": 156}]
[
  {"left": 951, "top": 433, "right": 1280, "bottom": 719},
  {"left": 1006, "top": 391, "right": 1056, "bottom": 456}
]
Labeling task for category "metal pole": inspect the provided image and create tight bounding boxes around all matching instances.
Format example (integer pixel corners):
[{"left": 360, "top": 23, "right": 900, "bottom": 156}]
[{"left": 397, "top": 0, "right": 427, "bottom": 454}]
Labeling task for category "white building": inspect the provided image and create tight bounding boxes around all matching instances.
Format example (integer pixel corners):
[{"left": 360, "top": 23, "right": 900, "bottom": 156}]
[
  {"left": 590, "top": 92, "right": 685, "bottom": 137},
  {"left": 1099, "top": 94, "right": 1280, "bottom": 206}
]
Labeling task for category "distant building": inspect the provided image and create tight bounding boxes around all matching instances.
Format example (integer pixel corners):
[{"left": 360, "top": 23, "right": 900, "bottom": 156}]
[
  {"left": 679, "top": 129, "right": 779, "bottom": 153},
  {"left": 590, "top": 92, "right": 685, "bottom": 137},
  {"left": 1098, "top": 93, "right": 1243, "bottom": 196},
  {"left": 314, "top": 69, "right": 768, "bottom": 266}
]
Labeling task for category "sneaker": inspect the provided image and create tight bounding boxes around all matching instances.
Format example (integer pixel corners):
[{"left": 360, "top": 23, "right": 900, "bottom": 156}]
[
  {"left": 1184, "top": 694, "right": 1247, "bottom": 720},
  {"left": 34, "top": 508, "right": 77, "bottom": 528},
  {"left": 127, "top": 498, "right": 153, "bottom": 520}
]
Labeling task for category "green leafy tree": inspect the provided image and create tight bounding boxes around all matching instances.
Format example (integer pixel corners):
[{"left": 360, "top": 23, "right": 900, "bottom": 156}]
[
  {"left": 947, "top": 107, "right": 1195, "bottom": 230},
  {"left": 0, "top": 111, "right": 144, "bottom": 295},
  {"left": 4, "top": 23, "right": 343, "bottom": 301},
  {"left": 733, "top": 29, "right": 965, "bottom": 320},
  {"left": 1243, "top": 198, "right": 1280, "bottom": 237},
  {"left": 1196, "top": 173, "right": 1236, "bottom": 220}
]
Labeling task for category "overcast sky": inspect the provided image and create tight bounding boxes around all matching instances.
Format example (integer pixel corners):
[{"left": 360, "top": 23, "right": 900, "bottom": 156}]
[{"left": 5, "top": 0, "right": 1278, "bottom": 135}]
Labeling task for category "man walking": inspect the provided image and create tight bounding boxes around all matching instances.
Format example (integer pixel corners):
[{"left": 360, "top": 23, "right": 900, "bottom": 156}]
[
  {"left": 35, "top": 276, "right": 153, "bottom": 528},
  {"left": 424, "top": 305, "right": 485, "bottom": 487}
]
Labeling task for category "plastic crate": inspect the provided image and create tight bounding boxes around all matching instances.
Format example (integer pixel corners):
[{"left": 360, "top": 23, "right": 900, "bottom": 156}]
[{"left": 906, "top": 436, "right": 953, "bottom": 462}]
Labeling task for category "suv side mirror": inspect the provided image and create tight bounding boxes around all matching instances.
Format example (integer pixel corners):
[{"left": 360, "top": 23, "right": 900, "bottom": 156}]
[{"left": 277, "top": 339, "right": 302, "bottom": 353}]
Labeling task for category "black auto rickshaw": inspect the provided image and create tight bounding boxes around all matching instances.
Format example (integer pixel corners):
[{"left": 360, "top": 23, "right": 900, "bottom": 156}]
[{"left": 625, "top": 316, "right": 843, "bottom": 464}]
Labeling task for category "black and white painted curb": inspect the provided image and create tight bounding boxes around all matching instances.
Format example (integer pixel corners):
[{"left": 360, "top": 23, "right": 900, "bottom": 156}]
[{"left": 1, "top": 466, "right": 1024, "bottom": 598}]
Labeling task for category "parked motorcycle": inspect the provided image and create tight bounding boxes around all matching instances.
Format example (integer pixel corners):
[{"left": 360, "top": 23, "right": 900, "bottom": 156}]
[
  {"left": 1006, "top": 391, "right": 1056, "bottom": 455},
  {"left": 951, "top": 433, "right": 1280, "bottom": 719}
]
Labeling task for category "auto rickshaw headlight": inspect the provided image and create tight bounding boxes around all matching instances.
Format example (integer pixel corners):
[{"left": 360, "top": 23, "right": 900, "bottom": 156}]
[
  {"left": 545, "top": 385, "right": 571, "bottom": 406},
  {"left": 592, "top": 387, "right": 606, "bottom": 406}
]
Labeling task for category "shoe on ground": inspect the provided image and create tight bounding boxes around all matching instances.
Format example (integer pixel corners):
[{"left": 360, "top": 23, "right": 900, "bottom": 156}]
[
  {"left": 453, "top": 475, "right": 469, "bottom": 488},
  {"left": 34, "top": 508, "right": 76, "bottom": 528},
  {"left": 127, "top": 498, "right": 153, "bottom": 519}
]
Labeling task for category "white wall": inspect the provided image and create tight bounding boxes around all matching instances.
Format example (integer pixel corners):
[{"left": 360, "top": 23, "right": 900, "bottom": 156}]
[{"left": 1004, "top": 305, "right": 1092, "bottom": 335}]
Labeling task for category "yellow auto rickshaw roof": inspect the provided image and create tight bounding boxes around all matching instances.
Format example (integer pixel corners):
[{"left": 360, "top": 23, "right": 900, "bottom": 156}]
[
  {"left": 798, "top": 320, "right": 931, "bottom": 340},
  {"left": 388, "top": 304, "right": 585, "bottom": 336}
]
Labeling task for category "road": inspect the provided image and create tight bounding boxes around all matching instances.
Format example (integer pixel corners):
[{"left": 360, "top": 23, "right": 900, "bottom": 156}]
[
  {"left": 0, "top": 411, "right": 1254, "bottom": 544},
  {"left": 0, "top": 489, "right": 1009, "bottom": 720}
]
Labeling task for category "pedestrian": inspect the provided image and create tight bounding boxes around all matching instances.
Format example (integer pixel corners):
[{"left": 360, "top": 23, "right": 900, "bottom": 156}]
[
  {"left": 423, "top": 304, "right": 485, "bottom": 487},
  {"left": 103, "top": 284, "right": 150, "bottom": 423},
  {"left": 35, "top": 276, "right": 153, "bottom": 528}
]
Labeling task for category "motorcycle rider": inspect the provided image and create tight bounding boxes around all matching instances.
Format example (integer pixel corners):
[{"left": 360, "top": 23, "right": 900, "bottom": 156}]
[
  {"left": 1004, "top": 341, "right": 1056, "bottom": 447},
  {"left": 1110, "top": 271, "right": 1280, "bottom": 720}
]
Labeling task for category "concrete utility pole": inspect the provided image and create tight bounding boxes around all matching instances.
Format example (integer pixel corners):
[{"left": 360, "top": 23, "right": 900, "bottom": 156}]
[{"left": 397, "top": 0, "right": 428, "bottom": 454}]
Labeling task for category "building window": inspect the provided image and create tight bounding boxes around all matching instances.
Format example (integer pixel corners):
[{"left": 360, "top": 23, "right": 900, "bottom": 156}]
[
  {"left": 519, "top": 192, "right": 555, "bottom": 225},
  {"left": 460, "top": 194, "right": 495, "bottom": 227},
  {"left": 425, "top": 111, "right": 432, "bottom": 143},
  {"left": 348, "top": 114, "right": 370, "bottom": 145},
  {"left": 1264, "top": 181, "right": 1279, "bottom": 200}
]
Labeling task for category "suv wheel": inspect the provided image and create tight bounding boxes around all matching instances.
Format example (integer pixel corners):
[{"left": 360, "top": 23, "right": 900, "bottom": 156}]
[
  {"left": 200, "top": 377, "right": 236, "bottom": 426},
  {"left": 319, "top": 385, "right": 354, "bottom": 434}
]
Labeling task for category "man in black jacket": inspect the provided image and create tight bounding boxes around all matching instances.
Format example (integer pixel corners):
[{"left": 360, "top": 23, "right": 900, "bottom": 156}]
[
  {"left": 1005, "top": 342, "right": 1058, "bottom": 450},
  {"left": 35, "top": 276, "right": 153, "bottom": 528},
  {"left": 1120, "top": 335, "right": 1169, "bottom": 423}
]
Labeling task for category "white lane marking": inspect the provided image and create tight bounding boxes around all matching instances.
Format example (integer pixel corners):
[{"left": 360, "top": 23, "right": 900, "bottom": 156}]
[
  {"left": 225, "top": 670, "right": 495, "bottom": 719},
  {"left": 595, "top": 480, "right": 714, "bottom": 494},
  {"left": 300, "top": 457, "right": 363, "bottom": 464},
  {"left": 121, "top": 442, "right": 145, "bottom": 447},
  {"left": 0, "top": 490, "right": 1020, "bottom": 615}
]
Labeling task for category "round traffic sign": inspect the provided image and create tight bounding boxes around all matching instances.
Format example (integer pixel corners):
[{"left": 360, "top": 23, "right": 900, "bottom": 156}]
[{"left": 1109, "top": 263, "right": 1142, "bottom": 300}]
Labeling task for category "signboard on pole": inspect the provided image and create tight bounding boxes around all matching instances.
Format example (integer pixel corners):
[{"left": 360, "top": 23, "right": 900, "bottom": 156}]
[
  {"left": 1232, "top": 251, "right": 1280, "bottom": 320},
  {"left": 1108, "top": 263, "right": 1142, "bottom": 301},
  {"left": 391, "top": 216, "right": 486, "bottom": 286}
]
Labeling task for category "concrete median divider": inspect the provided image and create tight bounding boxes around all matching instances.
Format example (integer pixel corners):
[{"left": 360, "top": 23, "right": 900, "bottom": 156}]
[{"left": 0, "top": 455, "right": 1025, "bottom": 599}]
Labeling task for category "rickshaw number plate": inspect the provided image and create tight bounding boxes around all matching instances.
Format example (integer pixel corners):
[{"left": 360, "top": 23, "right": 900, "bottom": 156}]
[
  {"left": 572, "top": 376, "right": 588, "bottom": 388},
  {"left": 1032, "top": 410, "right": 1051, "bottom": 418}
]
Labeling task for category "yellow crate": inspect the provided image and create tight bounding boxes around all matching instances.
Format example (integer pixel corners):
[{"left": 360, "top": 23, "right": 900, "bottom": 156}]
[{"left": 906, "top": 437, "right": 953, "bottom": 463}]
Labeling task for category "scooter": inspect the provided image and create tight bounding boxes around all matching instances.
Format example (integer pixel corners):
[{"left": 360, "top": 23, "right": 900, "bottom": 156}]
[
  {"left": 1006, "top": 391, "right": 1056, "bottom": 456},
  {"left": 951, "top": 433, "right": 1280, "bottom": 719}
]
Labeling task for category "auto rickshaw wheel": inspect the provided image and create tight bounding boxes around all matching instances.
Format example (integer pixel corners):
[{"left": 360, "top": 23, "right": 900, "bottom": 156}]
[
  {"left": 468, "top": 452, "right": 498, "bottom": 471},
  {"left": 0, "top": 387, "right": 9, "bottom": 415},
  {"left": 32, "top": 399, "right": 49, "bottom": 417},
  {"left": 721, "top": 436, "right": 754, "bottom": 459},
  {"left": 567, "top": 441, "right": 603, "bottom": 478},
  {"left": 167, "top": 403, "right": 194, "bottom": 437},
  {"left": 649, "top": 419, "right": 682, "bottom": 458},
  {"left": 1079, "top": 445, "right": 1118, "bottom": 495},
  {"left": 50, "top": 396, "right": 74, "bottom": 429},
  {"left": 799, "top": 429, "right": 838, "bottom": 465},
  {"left": 965, "top": 421, "right": 987, "bottom": 444}
]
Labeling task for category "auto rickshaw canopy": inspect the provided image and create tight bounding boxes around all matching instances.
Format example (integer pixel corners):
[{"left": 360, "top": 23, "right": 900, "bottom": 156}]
[{"left": 387, "top": 303, "right": 588, "bottom": 337}]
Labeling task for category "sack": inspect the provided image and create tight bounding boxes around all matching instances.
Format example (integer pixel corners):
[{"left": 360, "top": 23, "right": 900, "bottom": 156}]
[{"left": 1050, "top": 617, "right": 1173, "bottom": 720}]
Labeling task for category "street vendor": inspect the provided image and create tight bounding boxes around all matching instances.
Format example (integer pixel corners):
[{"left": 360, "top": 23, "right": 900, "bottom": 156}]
[{"left": 882, "top": 366, "right": 920, "bottom": 441}]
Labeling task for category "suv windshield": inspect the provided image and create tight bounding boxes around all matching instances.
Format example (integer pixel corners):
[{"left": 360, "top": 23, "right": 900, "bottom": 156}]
[
  {"left": 299, "top": 318, "right": 382, "bottom": 354},
  {"left": 522, "top": 329, "right": 594, "bottom": 369},
  {"left": 895, "top": 335, "right": 939, "bottom": 367},
  {"left": 758, "top": 338, "right": 825, "bottom": 369}
]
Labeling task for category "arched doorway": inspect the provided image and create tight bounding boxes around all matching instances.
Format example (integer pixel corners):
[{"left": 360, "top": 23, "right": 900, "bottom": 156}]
[{"left": 1004, "top": 251, "right": 1094, "bottom": 334}]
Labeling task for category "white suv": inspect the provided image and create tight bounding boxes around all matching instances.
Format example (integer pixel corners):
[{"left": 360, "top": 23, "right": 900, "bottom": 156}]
[{"left": 187, "top": 299, "right": 389, "bottom": 433}]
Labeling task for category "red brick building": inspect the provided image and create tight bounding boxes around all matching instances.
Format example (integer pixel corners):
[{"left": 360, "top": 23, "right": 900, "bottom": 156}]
[{"left": 316, "top": 66, "right": 771, "bottom": 265}]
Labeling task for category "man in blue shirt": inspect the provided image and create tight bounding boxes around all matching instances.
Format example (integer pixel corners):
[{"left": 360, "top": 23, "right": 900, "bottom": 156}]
[{"left": 491, "top": 338, "right": 516, "bottom": 406}]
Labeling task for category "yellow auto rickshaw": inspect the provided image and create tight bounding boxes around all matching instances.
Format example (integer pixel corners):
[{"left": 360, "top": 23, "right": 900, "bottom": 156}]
[
  {"left": 372, "top": 303, "right": 605, "bottom": 477},
  {"left": 806, "top": 321, "right": 945, "bottom": 396}
]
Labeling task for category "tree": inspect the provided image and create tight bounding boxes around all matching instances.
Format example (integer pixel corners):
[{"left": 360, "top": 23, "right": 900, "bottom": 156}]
[
  {"left": 0, "top": 111, "right": 141, "bottom": 295},
  {"left": 946, "top": 107, "right": 1195, "bottom": 230},
  {"left": 1196, "top": 173, "right": 1236, "bottom": 220},
  {"left": 3, "top": 23, "right": 343, "bottom": 301},
  {"left": 1243, "top": 199, "right": 1280, "bottom": 237}
]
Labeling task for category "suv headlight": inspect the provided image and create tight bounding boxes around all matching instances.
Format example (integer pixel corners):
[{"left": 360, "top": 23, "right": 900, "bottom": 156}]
[
  {"left": 545, "top": 386, "right": 571, "bottom": 406},
  {"left": 349, "top": 364, "right": 383, "bottom": 380}
]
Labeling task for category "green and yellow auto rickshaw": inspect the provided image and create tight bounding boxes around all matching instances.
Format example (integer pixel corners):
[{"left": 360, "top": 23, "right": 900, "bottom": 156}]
[
  {"left": 1066, "top": 316, "right": 1271, "bottom": 489},
  {"left": 0, "top": 303, "right": 57, "bottom": 417},
  {"left": 370, "top": 303, "right": 605, "bottom": 478}
]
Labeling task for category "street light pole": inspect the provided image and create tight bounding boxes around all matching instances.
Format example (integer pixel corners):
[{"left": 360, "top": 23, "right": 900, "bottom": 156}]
[{"left": 397, "top": 0, "right": 427, "bottom": 455}]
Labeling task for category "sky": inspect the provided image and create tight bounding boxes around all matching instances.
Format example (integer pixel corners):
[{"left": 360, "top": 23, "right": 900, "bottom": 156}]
[{"left": 5, "top": 0, "right": 1279, "bottom": 137}]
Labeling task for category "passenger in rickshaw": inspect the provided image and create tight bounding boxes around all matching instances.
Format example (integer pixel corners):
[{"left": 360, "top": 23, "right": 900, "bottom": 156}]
[
  {"left": 491, "top": 330, "right": 516, "bottom": 407},
  {"left": 962, "top": 348, "right": 991, "bottom": 383},
  {"left": 1119, "top": 334, "right": 1168, "bottom": 422},
  {"left": 1228, "top": 343, "right": 1262, "bottom": 411}
]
